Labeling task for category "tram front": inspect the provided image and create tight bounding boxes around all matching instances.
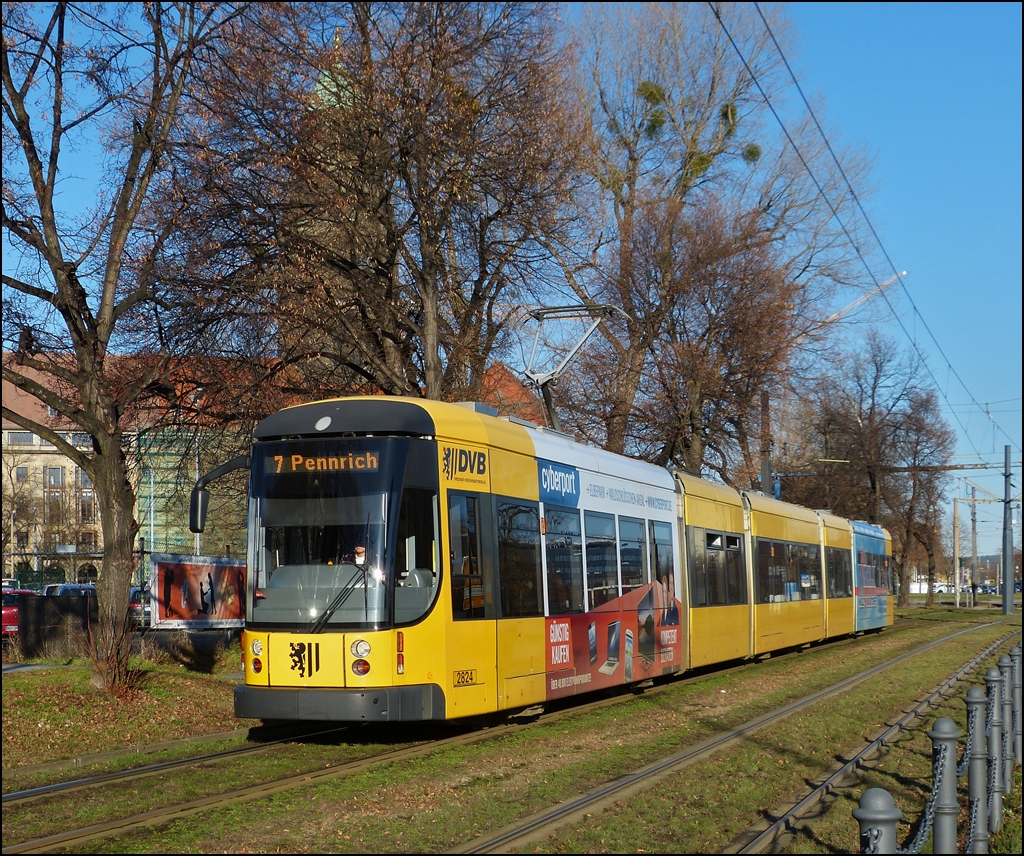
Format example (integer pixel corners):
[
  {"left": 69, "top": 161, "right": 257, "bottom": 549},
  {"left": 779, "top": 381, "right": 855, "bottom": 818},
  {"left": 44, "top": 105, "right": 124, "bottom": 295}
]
[{"left": 194, "top": 400, "right": 444, "bottom": 722}]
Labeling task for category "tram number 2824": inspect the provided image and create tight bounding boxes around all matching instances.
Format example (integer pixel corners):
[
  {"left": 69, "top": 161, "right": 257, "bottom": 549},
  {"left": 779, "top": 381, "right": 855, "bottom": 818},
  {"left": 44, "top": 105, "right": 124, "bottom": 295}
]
[{"left": 453, "top": 670, "right": 478, "bottom": 687}]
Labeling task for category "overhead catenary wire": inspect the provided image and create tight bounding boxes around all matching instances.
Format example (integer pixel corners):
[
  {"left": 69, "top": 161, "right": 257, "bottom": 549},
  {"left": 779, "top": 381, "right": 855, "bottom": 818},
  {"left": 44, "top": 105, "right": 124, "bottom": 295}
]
[
  {"left": 752, "top": 2, "right": 1020, "bottom": 458},
  {"left": 708, "top": 2, "right": 1020, "bottom": 459}
]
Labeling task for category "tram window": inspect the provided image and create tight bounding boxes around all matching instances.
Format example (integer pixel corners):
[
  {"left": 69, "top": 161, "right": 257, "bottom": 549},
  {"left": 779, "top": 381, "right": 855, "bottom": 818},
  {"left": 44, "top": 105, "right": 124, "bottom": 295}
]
[
  {"left": 650, "top": 520, "right": 675, "bottom": 584},
  {"left": 695, "top": 529, "right": 745, "bottom": 607},
  {"left": 618, "top": 516, "right": 648, "bottom": 596},
  {"left": 857, "top": 550, "right": 884, "bottom": 590},
  {"left": 826, "top": 546, "right": 853, "bottom": 598},
  {"left": 756, "top": 539, "right": 789, "bottom": 603},
  {"left": 689, "top": 527, "right": 708, "bottom": 607},
  {"left": 496, "top": 500, "right": 542, "bottom": 618},
  {"left": 584, "top": 511, "right": 617, "bottom": 610},
  {"left": 724, "top": 535, "right": 746, "bottom": 604},
  {"left": 449, "top": 493, "right": 485, "bottom": 620},
  {"left": 798, "top": 544, "right": 822, "bottom": 600},
  {"left": 545, "top": 506, "right": 584, "bottom": 614},
  {"left": 394, "top": 488, "right": 439, "bottom": 623},
  {"left": 706, "top": 538, "right": 727, "bottom": 605}
]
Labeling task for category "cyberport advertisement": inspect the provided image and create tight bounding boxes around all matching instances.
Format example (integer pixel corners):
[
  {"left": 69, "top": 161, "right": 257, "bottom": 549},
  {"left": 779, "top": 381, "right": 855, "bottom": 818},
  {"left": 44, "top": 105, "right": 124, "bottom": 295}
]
[
  {"left": 543, "top": 582, "right": 682, "bottom": 701},
  {"left": 149, "top": 553, "right": 246, "bottom": 629}
]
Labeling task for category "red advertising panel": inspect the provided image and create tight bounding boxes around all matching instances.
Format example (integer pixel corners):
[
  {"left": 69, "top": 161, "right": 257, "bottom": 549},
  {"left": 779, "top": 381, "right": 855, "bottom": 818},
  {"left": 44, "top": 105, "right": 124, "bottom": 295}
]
[
  {"left": 543, "top": 581, "right": 683, "bottom": 701},
  {"left": 149, "top": 553, "right": 246, "bottom": 629}
]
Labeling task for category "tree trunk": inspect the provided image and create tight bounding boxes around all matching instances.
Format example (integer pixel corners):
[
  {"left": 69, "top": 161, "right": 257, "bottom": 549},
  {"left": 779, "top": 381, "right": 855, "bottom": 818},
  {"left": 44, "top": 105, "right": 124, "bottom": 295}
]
[{"left": 91, "top": 437, "right": 140, "bottom": 688}]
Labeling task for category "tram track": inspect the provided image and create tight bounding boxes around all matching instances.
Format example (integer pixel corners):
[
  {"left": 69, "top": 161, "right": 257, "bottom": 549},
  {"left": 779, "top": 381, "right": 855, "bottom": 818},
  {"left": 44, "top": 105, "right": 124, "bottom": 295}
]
[
  {"left": 448, "top": 624, "right": 1018, "bottom": 854},
  {"left": 2, "top": 624, "right": 876, "bottom": 808},
  {"left": 726, "top": 629, "right": 1021, "bottom": 854},
  {"left": 0, "top": 617, "right": 983, "bottom": 855},
  {"left": 1, "top": 722, "right": 354, "bottom": 806}
]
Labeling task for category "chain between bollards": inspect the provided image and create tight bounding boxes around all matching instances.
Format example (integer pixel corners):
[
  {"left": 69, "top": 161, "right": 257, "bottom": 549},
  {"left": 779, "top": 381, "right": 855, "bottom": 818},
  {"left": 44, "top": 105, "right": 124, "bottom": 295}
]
[{"left": 856, "top": 643, "right": 1022, "bottom": 854}]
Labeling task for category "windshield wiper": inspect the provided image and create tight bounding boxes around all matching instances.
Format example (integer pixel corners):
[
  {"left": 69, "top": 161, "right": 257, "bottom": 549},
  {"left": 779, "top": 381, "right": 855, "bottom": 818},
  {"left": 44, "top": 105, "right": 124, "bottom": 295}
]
[{"left": 308, "top": 567, "right": 364, "bottom": 634}]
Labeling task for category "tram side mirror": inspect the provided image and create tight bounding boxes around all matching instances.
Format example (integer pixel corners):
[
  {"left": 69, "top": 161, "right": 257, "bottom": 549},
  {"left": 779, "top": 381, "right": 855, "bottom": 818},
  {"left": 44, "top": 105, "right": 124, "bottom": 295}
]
[{"left": 190, "top": 487, "right": 209, "bottom": 533}]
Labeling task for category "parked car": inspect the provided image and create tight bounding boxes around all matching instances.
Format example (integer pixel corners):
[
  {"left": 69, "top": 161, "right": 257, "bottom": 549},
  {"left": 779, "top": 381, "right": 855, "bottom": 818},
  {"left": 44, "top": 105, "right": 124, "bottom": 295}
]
[
  {"left": 43, "top": 583, "right": 63, "bottom": 596},
  {"left": 2, "top": 589, "right": 37, "bottom": 638},
  {"left": 129, "top": 587, "right": 152, "bottom": 628},
  {"left": 54, "top": 584, "right": 96, "bottom": 597}
]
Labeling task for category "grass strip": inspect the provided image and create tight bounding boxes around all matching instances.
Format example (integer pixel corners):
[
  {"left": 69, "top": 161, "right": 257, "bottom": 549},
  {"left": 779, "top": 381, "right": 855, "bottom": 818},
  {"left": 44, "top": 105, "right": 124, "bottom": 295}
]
[{"left": 41, "top": 615, "right": 1013, "bottom": 854}]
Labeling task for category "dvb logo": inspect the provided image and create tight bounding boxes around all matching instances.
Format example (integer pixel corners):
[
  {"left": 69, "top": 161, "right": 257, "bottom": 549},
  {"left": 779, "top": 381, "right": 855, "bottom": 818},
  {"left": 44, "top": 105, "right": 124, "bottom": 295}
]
[{"left": 443, "top": 446, "right": 487, "bottom": 481}]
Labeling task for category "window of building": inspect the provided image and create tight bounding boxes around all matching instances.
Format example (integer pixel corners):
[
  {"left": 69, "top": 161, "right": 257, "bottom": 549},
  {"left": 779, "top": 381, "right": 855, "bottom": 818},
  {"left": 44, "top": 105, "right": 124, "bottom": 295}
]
[
  {"left": 80, "top": 490, "right": 96, "bottom": 525},
  {"left": 544, "top": 506, "right": 584, "bottom": 615},
  {"left": 497, "top": 500, "right": 542, "bottom": 618},
  {"left": 15, "top": 466, "right": 28, "bottom": 483},
  {"left": 79, "top": 532, "right": 97, "bottom": 550},
  {"left": 45, "top": 467, "right": 64, "bottom": 487},
  {"left": 72, "top": 433, "right": 92, "bottom": 448},
  {"left": 15, "top": 532, "right": 29, "bottom": 550},
  {"left": 8, "top": 432, "right": 33, "bottom": 445}
]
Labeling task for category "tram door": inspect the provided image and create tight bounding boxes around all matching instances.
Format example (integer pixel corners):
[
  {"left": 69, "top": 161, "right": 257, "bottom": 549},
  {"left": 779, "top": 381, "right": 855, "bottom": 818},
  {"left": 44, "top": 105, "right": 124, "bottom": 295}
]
[{"left": 446, "top": 492, "right": 497, "bottom": 718}]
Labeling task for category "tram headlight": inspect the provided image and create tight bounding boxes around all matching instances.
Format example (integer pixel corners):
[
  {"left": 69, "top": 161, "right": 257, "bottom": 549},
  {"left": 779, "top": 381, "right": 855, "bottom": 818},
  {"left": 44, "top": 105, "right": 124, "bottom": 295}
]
[
  {"left": 251, "top": 638, "right": 264, "bottom": 657},
  {"left": 350, "top": 639, "right": 371, "bottom": 658},
  {"left": 351, "top": 659, "right": 370, "bottom": 676}
]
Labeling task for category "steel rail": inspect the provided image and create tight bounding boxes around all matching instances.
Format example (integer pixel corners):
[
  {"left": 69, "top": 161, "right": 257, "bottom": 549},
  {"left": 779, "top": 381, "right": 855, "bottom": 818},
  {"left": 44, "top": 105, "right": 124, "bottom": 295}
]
[
  {"left": 729, "top": 630, "right": 1021, "bottom": 853},
  {"left": 3, "top": 724, "right": 342, "bottom": 805},
  {"left": 448, "top": 622, "right": 1013, "bottom": 854},
  {"left": 0, "top": 617, "right": 934, "bottom": 854},
  {"left": 1, "top": 727, "right": 251, "bottom": 782}
]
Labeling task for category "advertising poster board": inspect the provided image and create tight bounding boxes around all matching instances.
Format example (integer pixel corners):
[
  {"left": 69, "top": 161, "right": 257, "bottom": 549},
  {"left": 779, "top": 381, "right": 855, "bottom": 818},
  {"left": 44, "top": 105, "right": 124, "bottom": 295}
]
[{"left": 149, "top": 553, "right": 246, "bottom": 629}]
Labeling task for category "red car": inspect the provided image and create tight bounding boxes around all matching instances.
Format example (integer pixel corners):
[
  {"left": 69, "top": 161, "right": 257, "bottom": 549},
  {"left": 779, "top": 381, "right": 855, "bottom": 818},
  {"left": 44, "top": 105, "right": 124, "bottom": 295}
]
[{"left": 2, "top": 589, "right": 37, "bottom": 638}]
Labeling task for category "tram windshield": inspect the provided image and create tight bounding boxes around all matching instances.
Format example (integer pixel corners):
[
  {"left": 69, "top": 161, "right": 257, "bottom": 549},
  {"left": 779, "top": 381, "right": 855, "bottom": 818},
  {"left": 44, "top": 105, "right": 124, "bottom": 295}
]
[{"left": 248, "top": 438, "right": 439, "bottom": 629}]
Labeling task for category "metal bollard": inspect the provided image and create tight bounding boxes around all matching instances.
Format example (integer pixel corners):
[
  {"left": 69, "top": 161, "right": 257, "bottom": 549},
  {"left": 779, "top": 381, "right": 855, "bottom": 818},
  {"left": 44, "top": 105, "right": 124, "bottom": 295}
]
[
  {"left": 999, "top": 654, "right": 1014, "bottom": 795},
  {"left": 965, "top": 686, "right": 990, "bottom": 854},
  {"left": 1011, "top": 643, "right": 1021, "bottom": 766},
  {"left": 985, "top": 666, "right": 1004, "bottom": 833},
  {"left": 854, "top": 787, "right": 902, "bottom": 854},
  {"left": 929, "top": 717, "right": 960, "bottom": 854}
]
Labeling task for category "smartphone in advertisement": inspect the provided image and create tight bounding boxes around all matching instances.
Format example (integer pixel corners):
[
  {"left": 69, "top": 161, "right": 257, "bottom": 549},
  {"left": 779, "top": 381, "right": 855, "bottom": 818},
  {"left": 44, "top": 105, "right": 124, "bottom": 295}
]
[
  {"left": 588, "top": 621, "right": 598, "bottom": 665},
  {"left": 624, "top": 629, "right": 634, "bottom": 682}
]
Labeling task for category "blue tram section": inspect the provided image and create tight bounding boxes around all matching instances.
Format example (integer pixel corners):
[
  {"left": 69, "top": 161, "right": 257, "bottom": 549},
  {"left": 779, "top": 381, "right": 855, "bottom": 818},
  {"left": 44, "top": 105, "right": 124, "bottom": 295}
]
[{"left": 851, "top": 521, "right": 893, "bottom": 631}]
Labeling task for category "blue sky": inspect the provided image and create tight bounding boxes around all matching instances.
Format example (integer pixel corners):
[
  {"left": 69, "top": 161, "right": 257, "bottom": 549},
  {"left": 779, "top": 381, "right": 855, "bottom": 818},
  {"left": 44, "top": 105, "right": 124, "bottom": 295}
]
[{"left": 783, "top": 1, "right": 1022, "bottom": 557}]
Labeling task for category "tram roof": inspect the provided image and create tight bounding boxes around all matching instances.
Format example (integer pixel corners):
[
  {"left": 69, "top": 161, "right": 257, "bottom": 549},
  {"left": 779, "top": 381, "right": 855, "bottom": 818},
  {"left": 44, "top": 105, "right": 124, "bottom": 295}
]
[
  {"left": 673, "top": 470, "right": 743, "bottom": 507},
  {"left": 742, "top": 489, "right": 821, "bottom": 525},
  {"left": 252, "top": 396, "right": 675, "bottom": 490}
]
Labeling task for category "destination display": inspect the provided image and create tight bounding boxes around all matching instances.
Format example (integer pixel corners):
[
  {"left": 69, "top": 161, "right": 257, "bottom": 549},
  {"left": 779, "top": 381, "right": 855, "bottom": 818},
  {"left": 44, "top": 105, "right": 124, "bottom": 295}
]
[{"left": 265, "top": 451, "right": 381, "bottom": 474}]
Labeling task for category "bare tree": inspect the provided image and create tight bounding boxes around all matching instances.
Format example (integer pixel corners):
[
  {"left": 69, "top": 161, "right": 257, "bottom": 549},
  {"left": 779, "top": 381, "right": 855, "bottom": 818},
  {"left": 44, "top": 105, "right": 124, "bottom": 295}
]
[
  {"left": 2, "top": 2, "right": 247, "bottom": 686},
  {"left": 777, "top": 334, "right": 955, "bottom": 606},
  {"left": 551, "top": 2, "right": 868, "bottom": 475},
  {"left": 171, "top": 1, "right": 585, "bottom": 403}
]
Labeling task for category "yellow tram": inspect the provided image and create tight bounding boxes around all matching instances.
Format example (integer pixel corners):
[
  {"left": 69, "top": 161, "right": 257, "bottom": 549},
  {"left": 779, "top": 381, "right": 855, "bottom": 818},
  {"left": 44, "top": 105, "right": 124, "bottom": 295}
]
[{"left": 189, "top": 396, "right": 893, "bottom": 722}]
